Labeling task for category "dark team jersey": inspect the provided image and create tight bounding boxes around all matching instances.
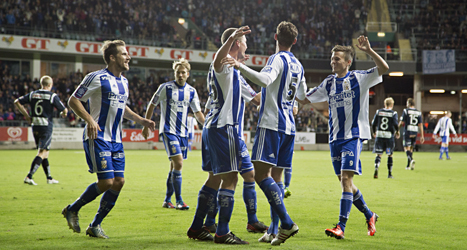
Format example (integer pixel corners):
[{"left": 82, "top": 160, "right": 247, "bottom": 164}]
[
  {"left": 400, "top": 107, "right": 422, "bottom": 136},
  {"left": 372, "top": 108, "right": 398, "bottom": 139},
  {"left": 18, "top": 89, "right": 66, "bottom": 128}
]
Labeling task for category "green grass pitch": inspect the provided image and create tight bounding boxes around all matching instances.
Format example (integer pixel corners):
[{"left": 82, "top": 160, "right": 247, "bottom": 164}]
[{"left": 1, "top": 149, "right": 465, "bottom": 249}]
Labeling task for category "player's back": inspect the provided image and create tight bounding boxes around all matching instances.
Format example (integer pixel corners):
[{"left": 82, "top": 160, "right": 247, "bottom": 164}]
[
  {"left": 401, "top": 107, "right": 422, "bottom": 136},
  {"left": 75, "top": 68, "right": 129, "bottom": 142},
  {"left": 20, "top": 89, "right": 63, "bottom": 127},
  {"left": 257, "top": 51, "right": 306, "bottom": 135},
  {"left": 204, "top": 62, "right": 242, "bottom": 129},
  {"left": 373, "top": 108, "right": 398, "bottom": 138},
  {"left": 435, "top": 116, "right": 453, "bottom": 136}
]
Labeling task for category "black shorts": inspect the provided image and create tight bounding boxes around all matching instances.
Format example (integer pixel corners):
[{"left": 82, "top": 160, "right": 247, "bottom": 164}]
[
  {"left": 373, "top": 137, "right": 395, "bottom": 155},
  {"left": 402, "top": 134, "right": 417, "bottom": 148},
  {"left": 32, "top": 126, "right": 53, "bottom": 150}
]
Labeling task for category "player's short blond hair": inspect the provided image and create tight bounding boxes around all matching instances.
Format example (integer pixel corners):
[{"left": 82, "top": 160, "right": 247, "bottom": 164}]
[
  {"left": 40, "top": 75, "right": 53, "bottom": 87},
  {"left": 332, "top": 45, "right": 355, "bottom": 67},
  {"left": 101, "top": 40, "right": 126, "bottom": 65},
  {"left": 384, "top": 97, "right": 394, "bottom": 108},
  {"left": 172, "top": 58, "right": 191, "bottom": 71}
]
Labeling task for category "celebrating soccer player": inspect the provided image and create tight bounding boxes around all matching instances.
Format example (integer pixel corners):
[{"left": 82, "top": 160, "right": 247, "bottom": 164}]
[
  {"left": 142, "top": 58, "right": 205, "bottom": 210},
  {"left": 63, "top": 40, "right": 155, "bottom": 239},
  {"left": 302, "top": 35, "right": 389, "bottom": 239}
]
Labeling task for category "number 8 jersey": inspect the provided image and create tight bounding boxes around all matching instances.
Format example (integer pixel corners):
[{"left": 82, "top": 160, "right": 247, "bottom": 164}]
[
  {"left": 372, "top": 109, "right": 398, "bottom": 139},
  {"left": 257, "top": 51, "right": 307, "bottom": 135}
]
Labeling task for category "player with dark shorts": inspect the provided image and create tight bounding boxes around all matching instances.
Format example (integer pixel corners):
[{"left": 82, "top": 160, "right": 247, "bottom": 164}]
[
  {"left": 14, "top": 75, "right": 67, "bottom": 185},
  {"left": 371, "top": 97, "right": 399, "bottom": 179},
  {"left": 399, "top": 98, "right": 424, "bottom": 170}
]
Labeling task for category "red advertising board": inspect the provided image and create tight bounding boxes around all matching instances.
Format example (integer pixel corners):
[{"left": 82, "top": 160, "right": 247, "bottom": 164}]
[
  {"left": 0, "top": 127, "right": 28, "bottom": 141},
  {"left": 417, "top": 133, "right": 467, "bottom": 145},
  {"left": 121, "top": 129, "right": 159, "bottom": 142}
]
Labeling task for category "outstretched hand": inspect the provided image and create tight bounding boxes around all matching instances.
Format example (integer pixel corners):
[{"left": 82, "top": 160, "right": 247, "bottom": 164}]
[
  {"left": 221, "top": 57, "right": 241, "bottom": 70},
  {"left": 355, "top": 35, "right": 371, "bottom": 53},
  {"left": 231, "top": 26, "right": 251, "bottom": 40}
]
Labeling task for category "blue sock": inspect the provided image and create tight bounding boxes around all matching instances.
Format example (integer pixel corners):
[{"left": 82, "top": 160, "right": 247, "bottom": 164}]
[
  {"left": 243, "top": 182, "right": 258, "bottom": 224},
  {"left": 284, "top": 169, "right": 292, "bottom": 188},
  {"left": 445, "top": 147, "right": 450, "bottom": 159},
  {"left": 259, "top": 177, "right": 293, "bottom": 230},
  {"left": 205, "top": 188, "right": 219, "bottom": 227},
  {"left": 91, "top": 189, "right": 119, "bottom": 227},
  {"left": 173, "top": 170, "right": 182, "bottom": 202},
  {"left": 165, "top": 171, "right": 174, "bottom": 202},
  {"left": 267, "top": 182, "right": 284, "bottom": 235},
  {"left": 439, "top": 147, "right": 445, "bottom": 159},
  {"left": 190, "top": 185, "right": 217, "bottom": 230},
  {"left": 217, "top": 189, "right": 235, "bottom": 236},
  {"left": 69, "top": 182, "right": 102, "bottom": 212},
  {"left": 352, "top": 190, "right": 373, "bottom": 220},
  {"left": 338, "top": 192, "right": 353, "bottom": 231}
]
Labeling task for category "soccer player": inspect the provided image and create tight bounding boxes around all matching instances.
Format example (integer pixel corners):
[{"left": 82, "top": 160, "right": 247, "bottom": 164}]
[
  {"left": 221, "top": 21, "right": 305, "bottom": 245},
  {"left": 301, "top": 35, "right": 389, "bottom": 239},
  {"left": 14, "top": 75, "right": 67, "bottom": 185},
  {"left": 62, "top": 40, "right": 155, "bottom": 239},
  {"left": 433, "top": 111, "right": 457, "bottom": 160},
  {"left": 142, "top": 58, "right": 205, "bottom": 210},
  {"left": 399, "top": 98, "right": 425, "bottom": 170},
  {"left": 186, "top": 113, "right": 198, "bottom": 151},
  {"left": 187, "top": 26, "right": 253, "bottom": 244},
  {"left": 284, "top": 101, "right": 299, "bottom": 198},
  {"left": 371, "top": 97, "right": 399, "bottom": 179}
]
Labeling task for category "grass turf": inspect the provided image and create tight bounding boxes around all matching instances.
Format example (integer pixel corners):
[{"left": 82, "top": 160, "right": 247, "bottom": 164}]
[{"left": 0, "top": 149, "right": 464, "bottom": 249}]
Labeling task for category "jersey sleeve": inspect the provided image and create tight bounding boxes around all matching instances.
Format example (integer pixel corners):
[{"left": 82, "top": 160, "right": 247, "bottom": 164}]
[
  {"left": 259, "top": 54, "right": 282, "bottom": 84},
  {"left": 240, "top": 77, "right": 257, "bottom": 103},
  {"left": 18, "top": 92, "right": 32, "bottom": 105},
  {"left": 355, "top": 67, "right": 382, "bottom": 90},
  {"left": 190, "top": 88, "right": 202, "bottom": 113},
  {"left": 150, "top": 84, "right": 165, "bottom": 106},
  {"left": 295, "top": 72, "right": 307, "bottom": 100},
  {"left": 305, "top": 78, "right": 329, "bottom": 103},
  {"left": 72, "top": 73, "right": 101, "bottom": 102},
  {"left": 52, "top": 94, "right": 66, "bottom": 112}
]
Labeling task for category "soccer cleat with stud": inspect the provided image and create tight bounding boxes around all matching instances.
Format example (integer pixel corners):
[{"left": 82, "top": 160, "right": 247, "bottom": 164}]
[
  {"left": 410, "top": 160, "right": 415, "bottom": 170},
  {"left": 325, "top": 224, "right": 345, "bottom": 239},
  {"left": 366, "top": 212, "right": 379, "bottom": 236},
  {"left": 258, "top": 232, "right": 275, "bottom": 243},
  {"left": 47, "top": 178, "right": 59, "bottom": 184},
  {"left": 203, "top": 223, "right": 217, "bottom": 233},
  {"left": 284, "top": 187, "right": 292, "bottom": 198},
  {"left": 176, "top": 201, "right": 189, "bottom": 210},
  {"left": 86, "top": 224, "right": 109, "bottom": 239},
  {"left": 271, "top": 223, "right": 299, "bottom": 245},
  {"left": 214, "top": 232, "right": 249, "bottom": 244},
  {"left": 247, "top": 221, "right": 269, "bottom": 233},
  {"left": 62, "top": 205, "right": 80, "bottom": 233},
  {"left": 162, "top": 201, "right": 175, "bottom": 208},
  {"left": 187, "top": 227, "right": 214, "bottom": 241},
  {"left": 24, "top": 177, "right": 37, "bottom": 185}
]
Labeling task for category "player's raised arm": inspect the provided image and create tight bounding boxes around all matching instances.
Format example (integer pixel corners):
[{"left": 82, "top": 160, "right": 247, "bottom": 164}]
[
  {"left": 355, "top": 35, "right": 389, "bottom": 76},
  {"left": 213, "top": 26, "right": 250, "bottom": 73}
]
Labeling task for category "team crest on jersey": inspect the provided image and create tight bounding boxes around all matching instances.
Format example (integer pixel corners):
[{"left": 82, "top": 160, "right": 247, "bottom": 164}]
[
  {"left": 343, "top": 79, "right": 351, "bottom": 91},
  {"left": 101, "top": 158, "right": 107, "bottom": 169},
  {"left": 75, "top": 85, "right": 88, "bottom": 98},
  {"left": 171, "top": 145, "right": 176, "bottom": 154}
]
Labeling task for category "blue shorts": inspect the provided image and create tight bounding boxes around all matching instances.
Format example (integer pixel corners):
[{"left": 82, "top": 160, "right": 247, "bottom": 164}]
[
  {"left": 402, "top": 133, "right": 417, "bottom": 147},
  {"left": 330, "top": 138, "right": 363, "bottom": 176},
  {"left": 161, "top": 133, "right": 188, "bottom": 160},
  {"left": 32, "top": 126, "right": 52, "bottom": 150},
  {"left": 203, "top": 126, "right": 241, "bottom": 175},
  {"left": 83, "top": 139, "right": 125, "bottom": 179},
  {"left": 251, "top": 127, "right": 294, "bottom": 169},
  {"left": 373, "top": 137, "right": 395, "bottom": 155},
  {"left": 201, "top": 128, "right": 253, "bottom": 175},
  {"left": 441, "top": 136, "right": 448, "bottom": 144}
]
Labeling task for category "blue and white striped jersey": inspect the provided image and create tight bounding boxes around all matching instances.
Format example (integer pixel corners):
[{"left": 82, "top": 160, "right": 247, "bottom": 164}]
[
  {"left": 400, "top": 107, "right": 422, "bottom": 137},
  {"left": 150, "top": 80, "right": 201, "bottom": 137},
  {"left": 433, "top": 116, "right": 456, "bottom": 137},
  {"left": 238, "top": 75, "right": 257, "bottom": 137},
  {"left": 72, "top": 68, "right": 129, "bottom": 143},
  {"left": 187, "top": 116, "right": 198, "bottom": 135},
  {"left": 257, "top": 51, "right": 307, "bottom": 135},
  {"left": 306, "top": 67, "right": 382, "bottom": 142},
  {"left": 204, "top": 57, "right": 242, "bottom": 129}
]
